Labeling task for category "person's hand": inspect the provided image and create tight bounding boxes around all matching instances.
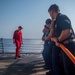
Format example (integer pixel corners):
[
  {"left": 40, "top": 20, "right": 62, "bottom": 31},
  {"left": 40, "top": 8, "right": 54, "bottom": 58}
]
[
  {"left": 51, "top": 37, "right": 56, "bottom": 41},
  {"left": 45, "top": 36, "right": 48, "bottom": 40},
  {"left": 13, "top": 41, "right": 15, "bottom": 44},
  {"left": 51, "top": 37, "right": 60, "bottom": 47},
  {"left": 13, "top": 39, "right": 15, "bottom": 44},
  {"left": 55, "top": 42, "right": 60, "bottom": 47},
  {"left": 22, "top": 42, "right": 23, "bottom": 44},
  {"left": 51, "top": 38, "right": 54, "bottom": 41},
  {"left": 42, "top": 37, "right": 45, "bottom": 41}
]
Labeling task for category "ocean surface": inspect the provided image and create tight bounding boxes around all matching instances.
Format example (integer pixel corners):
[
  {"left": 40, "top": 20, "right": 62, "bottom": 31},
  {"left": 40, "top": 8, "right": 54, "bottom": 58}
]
[{"left": 0, "top": 39, "right": 44, "bottom": 53}]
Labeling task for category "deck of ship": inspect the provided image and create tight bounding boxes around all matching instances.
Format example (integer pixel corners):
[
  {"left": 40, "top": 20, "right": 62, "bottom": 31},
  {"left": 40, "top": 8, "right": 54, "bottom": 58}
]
[{"left": 0, "top": 54, "right": 49, "bottom": 75}]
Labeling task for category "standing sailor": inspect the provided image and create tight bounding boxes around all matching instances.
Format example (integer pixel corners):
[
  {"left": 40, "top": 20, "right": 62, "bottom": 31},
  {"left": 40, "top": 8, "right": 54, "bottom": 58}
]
[{"left": 13, "top": 26, "right": 23, "bottom": 59}]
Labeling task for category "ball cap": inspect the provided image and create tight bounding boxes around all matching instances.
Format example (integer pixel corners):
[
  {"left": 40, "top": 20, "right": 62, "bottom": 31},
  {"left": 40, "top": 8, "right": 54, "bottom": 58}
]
[
  {"left": 45, "top": 19, "right": 51, "bottom": 24},
  {"left": 18, "top": 26, "right": 23, "bottom": 29}
]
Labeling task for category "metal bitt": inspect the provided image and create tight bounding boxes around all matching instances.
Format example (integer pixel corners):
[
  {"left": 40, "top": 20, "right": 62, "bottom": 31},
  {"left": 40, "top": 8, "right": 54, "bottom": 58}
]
[{"left": 1, "top": 38, "right": 4, "bottom": 54}]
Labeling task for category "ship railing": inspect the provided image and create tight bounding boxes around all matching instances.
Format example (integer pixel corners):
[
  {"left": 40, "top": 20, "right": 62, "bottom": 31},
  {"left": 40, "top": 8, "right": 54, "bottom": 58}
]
[{"left": 0, "top": 38, "right": 44, "bottom": 55}]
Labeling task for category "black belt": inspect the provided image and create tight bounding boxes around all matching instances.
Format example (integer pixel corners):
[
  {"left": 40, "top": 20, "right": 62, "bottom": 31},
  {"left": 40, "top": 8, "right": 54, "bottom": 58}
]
[{"left": 62, "top": 39, "right": 75, "bottom": 44}]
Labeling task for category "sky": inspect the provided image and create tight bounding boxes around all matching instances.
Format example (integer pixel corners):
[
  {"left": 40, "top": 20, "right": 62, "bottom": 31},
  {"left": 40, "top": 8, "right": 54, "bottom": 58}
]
[{"left": 0, "top": 0, "right": 75, "bottom": 39}]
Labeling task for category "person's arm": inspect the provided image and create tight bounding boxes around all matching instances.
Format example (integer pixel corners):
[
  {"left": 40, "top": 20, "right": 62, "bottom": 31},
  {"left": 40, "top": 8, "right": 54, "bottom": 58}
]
[
  {"left": 42, "top": 33, "right": 46, "bottom": 41},
  {"left": 42, "top": 28, "right": 47, "bottom": 41},
  {"left": 21, "top": 31, "right": 23, "bottom": 44},
  {"left": 56, "top": 29, "right": 71, "bottom": 47},
  {"left": 56, "top": 15, "right": 72, "bottom": 46},
  {"left": 57, "top": 15, "right": 72, "bottom": 42},
  {"left": 45, "top": 20, "right": 55, "bottom": 40},
  {"left": 13, "top": 39, "right": 15, "bottom": 44},
  {"left": 45, "top": 28, "right": 54, "bottom": 40},
  {"left": 42, "top": 34, "right": 44, "bottom": 41},
  {"left": 22, "top": 33, "right": 23, "bottom": 44},
  {"left": 58, "top": 29, "right": 71, "bottom": 42},
  {"left": 13, "top": 31, "right": 15, "bottom": 44}
]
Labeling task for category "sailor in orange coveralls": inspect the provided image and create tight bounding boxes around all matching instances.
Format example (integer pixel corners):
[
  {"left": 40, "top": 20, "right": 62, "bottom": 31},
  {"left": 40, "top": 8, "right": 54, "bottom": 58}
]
[{"left": 13, "top": 26, "right": 23, "bottom": 59}]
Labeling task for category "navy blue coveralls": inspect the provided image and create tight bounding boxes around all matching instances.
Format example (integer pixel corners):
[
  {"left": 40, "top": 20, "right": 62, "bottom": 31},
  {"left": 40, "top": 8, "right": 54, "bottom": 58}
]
[
  {"left": 52, "top": 13, "right": 75, "bottom": 75},
  {"left": 42, "top": 29, "right": 51, "bottom": 69}
]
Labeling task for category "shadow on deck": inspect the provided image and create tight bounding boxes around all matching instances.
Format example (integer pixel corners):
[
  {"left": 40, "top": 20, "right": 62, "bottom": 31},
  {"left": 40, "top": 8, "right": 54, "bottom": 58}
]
[{"left": 0, "top": 54, "right": 48, "bottom": 75}]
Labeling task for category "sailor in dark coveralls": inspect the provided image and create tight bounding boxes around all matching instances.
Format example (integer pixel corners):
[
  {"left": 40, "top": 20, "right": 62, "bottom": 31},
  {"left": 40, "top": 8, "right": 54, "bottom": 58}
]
[
  {"left": 47, "top": 4, "right": 75, "bottom": 75},
  {"left": 42, "top": 19, "right": 52, "bottom": 69}
]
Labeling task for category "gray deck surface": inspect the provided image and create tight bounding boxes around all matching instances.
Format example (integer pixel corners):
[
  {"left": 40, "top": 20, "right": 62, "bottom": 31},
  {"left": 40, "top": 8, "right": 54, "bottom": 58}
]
[{"left": 0, "top": 54, "right": 49, "bottom": 75}]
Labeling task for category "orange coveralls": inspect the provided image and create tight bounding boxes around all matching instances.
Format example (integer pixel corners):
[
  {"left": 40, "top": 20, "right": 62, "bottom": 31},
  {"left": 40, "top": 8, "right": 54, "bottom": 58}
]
[{"left": 13, "top": 30, "right": 22, "bottom": 57}]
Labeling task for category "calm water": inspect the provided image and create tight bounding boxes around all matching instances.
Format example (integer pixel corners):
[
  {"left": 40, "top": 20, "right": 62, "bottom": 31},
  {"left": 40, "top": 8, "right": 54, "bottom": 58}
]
[{"left": 0, "top": 39, "right": 44, "bottom": 53}]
